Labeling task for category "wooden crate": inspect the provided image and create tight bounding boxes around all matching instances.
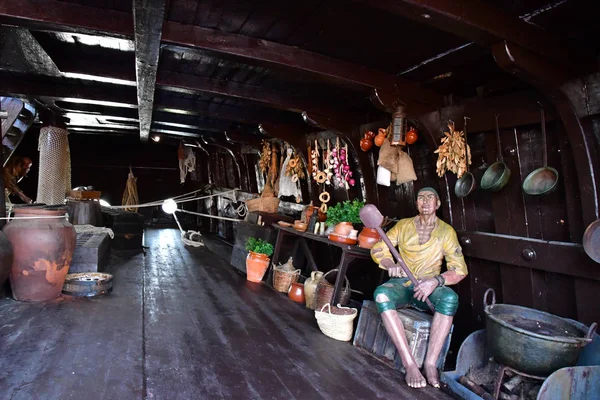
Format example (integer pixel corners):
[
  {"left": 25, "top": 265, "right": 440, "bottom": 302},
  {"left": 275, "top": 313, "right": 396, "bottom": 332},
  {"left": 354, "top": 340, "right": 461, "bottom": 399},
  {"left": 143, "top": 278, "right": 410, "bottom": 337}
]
[
  {"left": 70, "top": 232, "right": 111, "bottom": 273},
  {"left": 67, "top": 190, "right": 102, "bottom": 200},
  {"left": 353, "top": 300, "right": 453, "bottom": 372}
]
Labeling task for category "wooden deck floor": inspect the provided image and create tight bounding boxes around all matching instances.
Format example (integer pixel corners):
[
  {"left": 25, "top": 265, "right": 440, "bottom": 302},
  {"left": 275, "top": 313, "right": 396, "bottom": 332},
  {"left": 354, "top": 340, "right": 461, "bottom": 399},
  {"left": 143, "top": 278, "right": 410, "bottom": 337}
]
[{"left": 0, "top": 229, "right": 451, "bottom": 399}]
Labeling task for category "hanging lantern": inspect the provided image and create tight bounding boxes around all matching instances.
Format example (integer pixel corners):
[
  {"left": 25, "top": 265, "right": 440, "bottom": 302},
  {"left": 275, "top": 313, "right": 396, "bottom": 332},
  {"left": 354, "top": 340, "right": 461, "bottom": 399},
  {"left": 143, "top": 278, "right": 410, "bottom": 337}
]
[{"left": 390, "top": 105, "right": 407, "bottom": 146}]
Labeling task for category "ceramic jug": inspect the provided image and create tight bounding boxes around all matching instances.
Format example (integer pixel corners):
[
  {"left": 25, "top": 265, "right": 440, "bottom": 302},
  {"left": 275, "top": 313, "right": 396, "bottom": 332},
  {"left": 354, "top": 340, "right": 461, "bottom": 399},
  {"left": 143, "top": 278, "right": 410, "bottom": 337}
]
[
  {"left": 288, "top": 282, "right": 305, "bottom": 304},
  {"left": 304, "top": 270, "right": 324, "bottom": 310}
]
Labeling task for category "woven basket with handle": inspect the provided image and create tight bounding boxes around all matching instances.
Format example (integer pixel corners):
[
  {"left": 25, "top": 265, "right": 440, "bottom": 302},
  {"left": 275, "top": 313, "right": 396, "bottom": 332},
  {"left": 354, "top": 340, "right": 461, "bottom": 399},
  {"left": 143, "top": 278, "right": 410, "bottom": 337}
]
[
  {"left": 315, "top": 269, "right": 351, "bottom": 310},
  {"left": 246, "top": 197, "right": 280, "bottom": 213},
  {"left": 314, "top": 303, "right": 358, "bottom": 341}
]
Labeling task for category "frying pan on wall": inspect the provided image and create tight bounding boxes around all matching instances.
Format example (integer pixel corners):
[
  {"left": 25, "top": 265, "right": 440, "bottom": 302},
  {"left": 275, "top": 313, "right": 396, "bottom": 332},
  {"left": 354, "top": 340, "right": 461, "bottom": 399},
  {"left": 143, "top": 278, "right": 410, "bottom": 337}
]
[
  {"left": 481, "top": 114, "right": 511, "bottom": 192},
  {"left": 522, "top": 106, "right": 559, "bottom": 195},
  {"left": 583, "top": 219, "right": 600, "bottom": 263},
  {"left": 455, "top": 117, "right": 475, "bottom": 198}
]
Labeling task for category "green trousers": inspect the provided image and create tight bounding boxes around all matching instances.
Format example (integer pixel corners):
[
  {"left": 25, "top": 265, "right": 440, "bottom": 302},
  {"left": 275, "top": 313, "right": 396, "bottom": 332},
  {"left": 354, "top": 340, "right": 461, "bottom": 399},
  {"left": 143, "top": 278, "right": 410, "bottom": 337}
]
[{"left": 374, "top": 277, "right": 459, "bottom": 316}]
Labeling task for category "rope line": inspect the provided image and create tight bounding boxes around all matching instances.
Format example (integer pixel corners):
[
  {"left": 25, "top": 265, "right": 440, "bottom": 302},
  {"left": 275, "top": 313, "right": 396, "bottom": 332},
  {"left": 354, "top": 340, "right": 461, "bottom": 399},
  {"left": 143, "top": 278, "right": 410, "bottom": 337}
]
[
  {"left": 173, "top": 210, "right": 205, "bottom": 247},
  {"left": 0, "top": 215, "right": 66, "bottom": 220},
  {"left": 107, "top": 189, "right": 237, "bottom": 209},
  {"left": 176, "top": 208, "right": 243, "bottom": 223}
]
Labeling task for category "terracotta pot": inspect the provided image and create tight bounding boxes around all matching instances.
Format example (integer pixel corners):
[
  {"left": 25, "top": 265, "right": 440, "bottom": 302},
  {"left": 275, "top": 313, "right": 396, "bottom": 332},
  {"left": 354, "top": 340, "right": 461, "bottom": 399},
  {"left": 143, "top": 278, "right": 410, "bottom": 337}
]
[
  {"left": 374, "top": 129, "right": 387, "bottom": 147},
  {"left": 334, "top": 222, "right": 353, "bottom": 236},
  {"left": 4, "top": 206, "right": 75, "bottom": 302},
  {"left": 358, "top": 227, "right": 381, "bottom": 249},
  {"left": 246, "top": 251, "right": 270, "bottom": 282},
  {"left": 364, "top": 130, "right": 375, "bottom": 140},
  {"left": 0, "top": 231, "right": 13, "bottom": 288},
  {"left": 359, "top": 137, "right": 373, "bottom": 152},
  {"left": 406, "top": 127, "right": 418, "bottom": 145},
  {"left": 288, "top": 281, "right": 305, "bottom": 303},
  {"left": 304, "top": 270, "right": 324, "bottom": 309}
]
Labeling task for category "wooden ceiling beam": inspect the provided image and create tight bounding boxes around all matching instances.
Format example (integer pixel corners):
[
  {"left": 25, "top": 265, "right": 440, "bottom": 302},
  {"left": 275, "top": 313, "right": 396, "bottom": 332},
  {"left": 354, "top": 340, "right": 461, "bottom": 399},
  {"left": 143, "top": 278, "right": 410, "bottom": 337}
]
[
  {"left": 0, "top": 73, "right": 295, "bottom": 127},
  {"left": 0, "top": 0, "right": 443, "bottom": 114},
  {"left": 132, "top": 0, "right": 165, "bottom": 142},
  {"left": 33, "top": 41, "right": 363, "bottom": 131},
  {"left": 363, "top": 0, "right": 596, "bottom": 72}
]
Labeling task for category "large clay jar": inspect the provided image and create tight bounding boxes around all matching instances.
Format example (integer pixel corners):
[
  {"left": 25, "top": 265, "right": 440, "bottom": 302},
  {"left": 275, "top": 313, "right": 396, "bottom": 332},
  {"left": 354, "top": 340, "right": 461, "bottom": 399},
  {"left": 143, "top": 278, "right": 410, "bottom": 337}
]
[
  {"left": 246, "top": 251, "right": 270, "bottom": 283},
  {"left": 304, "top": 270, "right": 324, "bottom": 310},
  {"left": 334, "top": 222, "right": 353, "bottom": 236},
  {"left": 4, "top": 206, "right": 76, "bottom": 302},
  {"left": 358, "top": 227, "right": 381, "bottom": 249},
  {"left": 0, "top": 231, "right": 13, "bottom": 288},
  {"left": 288, "top": 282, "right": 305, "bottom": 304}
]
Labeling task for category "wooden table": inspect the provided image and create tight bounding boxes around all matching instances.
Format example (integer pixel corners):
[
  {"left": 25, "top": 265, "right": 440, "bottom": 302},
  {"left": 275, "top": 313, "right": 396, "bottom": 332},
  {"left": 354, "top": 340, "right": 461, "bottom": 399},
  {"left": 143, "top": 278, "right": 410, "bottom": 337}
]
[{"left": 272, "top": 224, "right": 373, "bottom": 304}]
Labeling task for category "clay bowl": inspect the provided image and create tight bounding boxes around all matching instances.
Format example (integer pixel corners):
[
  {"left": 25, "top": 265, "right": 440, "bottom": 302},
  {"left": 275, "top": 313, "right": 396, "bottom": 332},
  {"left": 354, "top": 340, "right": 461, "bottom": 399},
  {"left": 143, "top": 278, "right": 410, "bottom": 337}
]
[
  {"left": 328, "top": 232, "right": 357, "bottom": 245},
  {"left": 278, "top": 221, "right": 292, "bottom": 228},
  {"left": 294, "top": 220, "right": 308, "bottom": 232}
]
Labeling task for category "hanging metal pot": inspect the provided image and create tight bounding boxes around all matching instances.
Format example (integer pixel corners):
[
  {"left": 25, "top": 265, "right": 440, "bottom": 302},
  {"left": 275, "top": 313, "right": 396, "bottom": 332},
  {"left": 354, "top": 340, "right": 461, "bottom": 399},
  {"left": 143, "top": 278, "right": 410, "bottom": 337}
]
[
  {"left": 455, "top": 117, "right": 475, "bottom": 198},
  {"left": 522, "top": 107, "right": 559, "bottom": 195},
  {"left": 481, "top": 114, "right": 511, "bottom": 191},
  {"left": 583, "top": 219, "right": 600, "bottom": 263}
]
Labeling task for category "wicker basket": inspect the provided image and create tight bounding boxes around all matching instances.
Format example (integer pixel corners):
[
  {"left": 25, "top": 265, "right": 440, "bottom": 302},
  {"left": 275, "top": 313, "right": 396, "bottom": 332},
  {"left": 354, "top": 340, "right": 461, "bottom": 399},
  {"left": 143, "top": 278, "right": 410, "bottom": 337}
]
[
  {"left": 315, "top": 269, "right": 351, "bottom": 310},
  {"left": 273, "top": 265, "right": 300, "bottom": 293},
  {"left": 246, "top": 196, "right": 280, "bottom": 213},
  {"left": 315, "top": 303, "right": 358, "bottom": 341}
]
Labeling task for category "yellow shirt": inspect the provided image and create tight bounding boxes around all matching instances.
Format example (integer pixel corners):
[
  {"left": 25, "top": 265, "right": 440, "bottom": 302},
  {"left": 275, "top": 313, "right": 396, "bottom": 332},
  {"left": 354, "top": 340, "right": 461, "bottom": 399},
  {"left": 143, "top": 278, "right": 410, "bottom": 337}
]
[{"left": 370, "top": 217, "right": 468, "bottom": 280}]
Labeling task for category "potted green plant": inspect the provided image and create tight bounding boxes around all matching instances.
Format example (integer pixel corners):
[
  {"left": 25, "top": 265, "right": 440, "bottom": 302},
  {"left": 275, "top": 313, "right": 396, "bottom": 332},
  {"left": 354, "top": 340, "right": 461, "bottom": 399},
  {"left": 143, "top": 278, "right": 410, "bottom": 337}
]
[
  {"left": 245, "top": 237, "right": 274, "bottom": 282},
  {"left": 325, "top": 200, "right": 365, "bottom": 236}
]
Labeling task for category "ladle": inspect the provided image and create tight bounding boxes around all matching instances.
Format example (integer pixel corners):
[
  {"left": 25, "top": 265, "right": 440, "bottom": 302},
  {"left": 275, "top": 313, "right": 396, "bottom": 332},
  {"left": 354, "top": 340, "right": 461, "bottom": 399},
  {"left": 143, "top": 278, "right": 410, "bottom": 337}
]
[
  {"left": 481, "top": 114, "right": 511, "bottom": 191},
  {"left": 522, "top": 106, "right": 559, "bottom": 195},
  {"left": 455, "top": 117, "right": 475, "bottom": 198}
]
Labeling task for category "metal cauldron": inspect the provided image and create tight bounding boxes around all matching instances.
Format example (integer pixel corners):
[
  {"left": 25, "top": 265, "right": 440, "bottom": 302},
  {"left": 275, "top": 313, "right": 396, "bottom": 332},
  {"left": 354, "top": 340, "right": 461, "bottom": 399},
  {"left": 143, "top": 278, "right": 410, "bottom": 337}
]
[
  {"left": 481, "top": 115, "right": 511, "bottom": 192},
  {"left": 483, "top": 288, "right": 596, "bottom": 377}
]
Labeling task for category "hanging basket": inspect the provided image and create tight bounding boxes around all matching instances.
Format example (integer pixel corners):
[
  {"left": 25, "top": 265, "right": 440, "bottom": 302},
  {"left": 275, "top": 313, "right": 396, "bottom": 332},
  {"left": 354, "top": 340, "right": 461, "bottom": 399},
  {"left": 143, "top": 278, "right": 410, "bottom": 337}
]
[
  {"left": 314, "top": 303, "right": 358, "bottom": 341},
  {"left": 246, "top": 197, "right": 280, "bottom": 213},
  {"left": 315, "top": 269, "right": 351, "bottom": 310},
  {"left": 273, "top": 265, "right": 301, "bottom": 293}
]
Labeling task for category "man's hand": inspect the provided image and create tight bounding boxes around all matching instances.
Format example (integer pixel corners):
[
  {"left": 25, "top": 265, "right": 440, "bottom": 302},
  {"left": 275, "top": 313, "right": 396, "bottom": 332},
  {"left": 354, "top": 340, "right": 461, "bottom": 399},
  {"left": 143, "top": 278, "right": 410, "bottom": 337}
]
[
  {"left": 413, "top": 278, "right": 438, "bottom": 302},
  {"left": 18, "top": 192, "right": 33, "bottom": 204}
]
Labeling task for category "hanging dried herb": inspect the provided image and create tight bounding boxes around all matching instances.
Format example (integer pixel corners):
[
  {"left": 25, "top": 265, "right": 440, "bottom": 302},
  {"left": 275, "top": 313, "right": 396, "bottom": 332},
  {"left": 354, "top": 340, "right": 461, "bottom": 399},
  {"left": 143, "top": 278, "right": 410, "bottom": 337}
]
[
  {"left": 435, "top": 121, "right": 471, "bottom": 178},
  {"left": 259, "top": 139, "right": 271, "bottom": 175}
]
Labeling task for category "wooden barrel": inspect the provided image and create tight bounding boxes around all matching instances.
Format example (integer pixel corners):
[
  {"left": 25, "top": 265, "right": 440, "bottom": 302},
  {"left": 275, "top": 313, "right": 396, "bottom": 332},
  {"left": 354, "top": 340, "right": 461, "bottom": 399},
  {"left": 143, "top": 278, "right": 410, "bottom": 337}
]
[{"left": 66, "top": 199, "right": 102, "bottom": 226}]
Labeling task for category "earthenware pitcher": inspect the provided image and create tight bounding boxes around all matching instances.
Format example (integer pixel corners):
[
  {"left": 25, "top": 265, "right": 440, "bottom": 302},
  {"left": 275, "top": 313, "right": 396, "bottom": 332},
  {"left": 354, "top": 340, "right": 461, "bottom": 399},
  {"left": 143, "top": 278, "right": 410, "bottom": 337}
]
[{"left": 304, "top": 271, "right": 324, "bottom": 310}]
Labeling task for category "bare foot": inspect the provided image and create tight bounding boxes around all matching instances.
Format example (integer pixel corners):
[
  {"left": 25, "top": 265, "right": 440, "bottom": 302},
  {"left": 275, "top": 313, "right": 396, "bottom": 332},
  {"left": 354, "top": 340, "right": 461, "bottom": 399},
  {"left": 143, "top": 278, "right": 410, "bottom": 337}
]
[
  {"left": 405, "top": 365, "right": 427, "bottom": 388},
  {"left": 423, "top": 364, "right": 440, "bottom": 388}
]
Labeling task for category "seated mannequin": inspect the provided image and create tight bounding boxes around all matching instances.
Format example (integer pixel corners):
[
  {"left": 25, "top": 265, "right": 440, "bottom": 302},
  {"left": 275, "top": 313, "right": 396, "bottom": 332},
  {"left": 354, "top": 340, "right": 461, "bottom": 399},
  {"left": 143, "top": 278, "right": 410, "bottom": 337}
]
[
  {"left": 3, "top": 156, "right": 33, "bottom": 204},
  {"left": 370, "top": 187, "right": 468, "bottom": 389}
]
